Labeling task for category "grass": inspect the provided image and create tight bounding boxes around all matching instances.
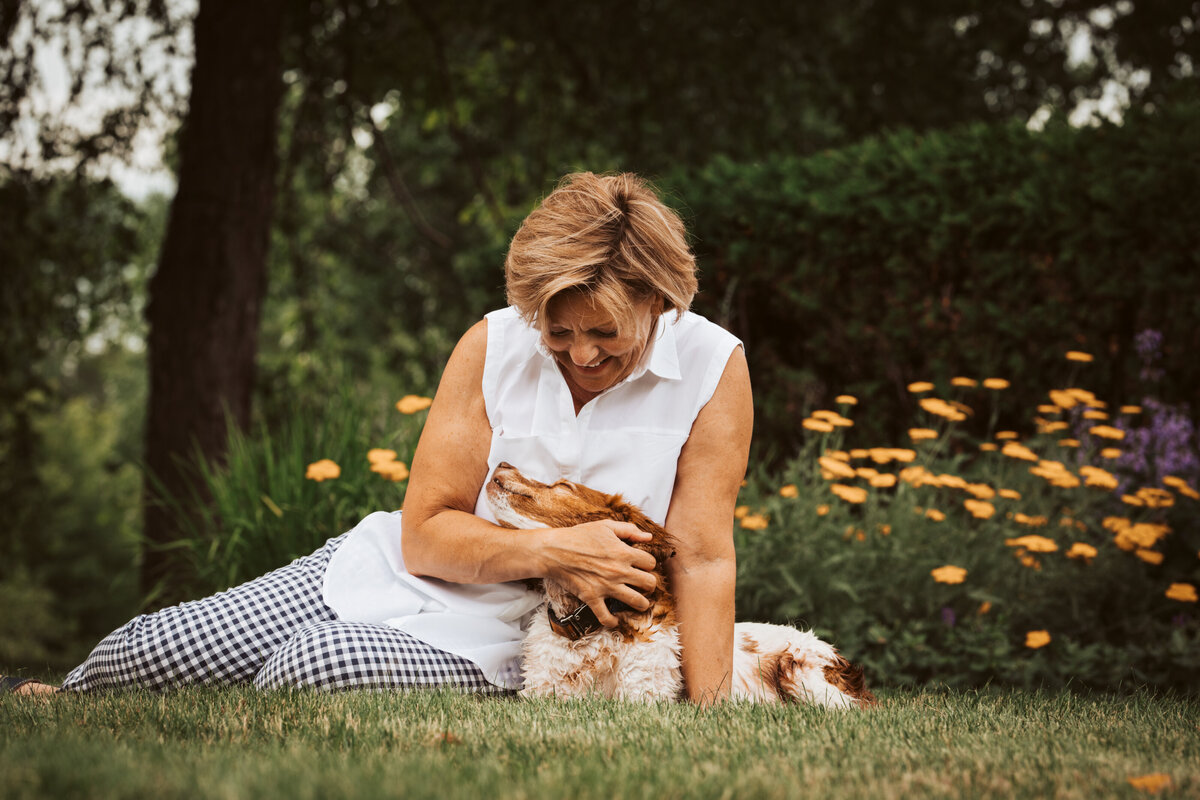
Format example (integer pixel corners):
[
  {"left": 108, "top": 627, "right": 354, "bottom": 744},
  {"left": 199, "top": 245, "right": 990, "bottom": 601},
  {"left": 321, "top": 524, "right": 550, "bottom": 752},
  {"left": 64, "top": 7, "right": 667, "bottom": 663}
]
[{"left": 2, "top": 687, "right": 1197, "bottom": 799}]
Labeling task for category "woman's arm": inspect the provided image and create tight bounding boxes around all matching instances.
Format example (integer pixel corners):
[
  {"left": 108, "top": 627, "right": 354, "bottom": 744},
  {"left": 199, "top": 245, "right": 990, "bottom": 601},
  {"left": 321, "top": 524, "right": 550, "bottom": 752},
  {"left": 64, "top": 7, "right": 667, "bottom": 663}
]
[
  {"left": 664, "top": 345, "right": 753, "bottom": 705},
  {"left": 401, "top": 319, "right": 658, "bottom": 623}
]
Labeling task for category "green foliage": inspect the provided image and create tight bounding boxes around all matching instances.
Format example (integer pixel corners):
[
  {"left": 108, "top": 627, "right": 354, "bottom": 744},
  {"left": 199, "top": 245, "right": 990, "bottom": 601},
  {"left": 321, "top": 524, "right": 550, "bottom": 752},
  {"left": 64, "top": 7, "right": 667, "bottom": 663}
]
[
  {"left": 0, "top": 176, "right": 158, "bottom": 667},
  {"left": 733, "top": 367, "right": 1199, "bottom": 692},
  {"left": 667, "top": 99, "right": 1200, "bottom": 454},
  {"left": 152, "top": 388, "right": 429, "bottom": 600}
]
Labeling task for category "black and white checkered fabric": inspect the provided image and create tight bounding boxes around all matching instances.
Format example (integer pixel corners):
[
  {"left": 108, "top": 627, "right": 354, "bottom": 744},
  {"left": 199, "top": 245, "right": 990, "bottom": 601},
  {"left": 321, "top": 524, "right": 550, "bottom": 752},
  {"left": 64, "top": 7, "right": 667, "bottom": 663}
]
[{"left": 60, "top": 533, "right": 503, "bottom": 694}]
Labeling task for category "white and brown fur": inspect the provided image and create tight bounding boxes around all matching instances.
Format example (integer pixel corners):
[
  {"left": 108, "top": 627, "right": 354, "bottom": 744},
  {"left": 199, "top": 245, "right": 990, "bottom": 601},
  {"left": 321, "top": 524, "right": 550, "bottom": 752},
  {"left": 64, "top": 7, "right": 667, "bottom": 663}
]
[{"left": 486, "top": 462, "right": 875, "bottom": 707}]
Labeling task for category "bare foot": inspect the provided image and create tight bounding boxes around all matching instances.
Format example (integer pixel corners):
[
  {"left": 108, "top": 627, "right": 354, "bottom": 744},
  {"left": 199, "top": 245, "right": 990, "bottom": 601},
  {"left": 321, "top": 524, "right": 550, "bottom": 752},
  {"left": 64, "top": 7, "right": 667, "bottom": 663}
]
[{"left": 9, "top": 680, "right": 60, "bottom": 697}]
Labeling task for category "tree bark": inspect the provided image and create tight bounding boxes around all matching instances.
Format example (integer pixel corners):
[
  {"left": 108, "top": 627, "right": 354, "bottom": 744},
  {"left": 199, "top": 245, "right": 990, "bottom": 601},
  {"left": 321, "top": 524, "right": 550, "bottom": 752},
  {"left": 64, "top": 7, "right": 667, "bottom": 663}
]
[{"left": 143, "top": 0, "right": 286, "bottom": 598}]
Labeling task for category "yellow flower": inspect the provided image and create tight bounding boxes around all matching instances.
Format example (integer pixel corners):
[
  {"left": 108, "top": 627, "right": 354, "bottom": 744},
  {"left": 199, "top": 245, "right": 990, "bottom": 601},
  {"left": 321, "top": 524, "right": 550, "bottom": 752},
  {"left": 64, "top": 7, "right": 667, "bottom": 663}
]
[
  {"left": 964, "top": 499, "right": 995, "bottom": 519},
  {"left": 835, "top": 394, "right": 858, "bottom": 405},
  {"left": 1005, "top": 535, "right": 1058, "bottom": 553},
  {"left": 960, "top": 483, "right": 992, "bottom": 500},
  {"left": 818, "top": 456, "right": 857, "bottom": 480},
  {"left": 1019, "top": 553, "right": 1042, "bottom": 570},
  {"left": 1024, "top": 630, "right": 1051, "bottom": 649},
  {"left": 849, "top": 448, "right": 870, "bottom": 459},
  {"left": 1037, "top": 420, "right": 1070, "bottom": 434},
  {"left": 1162, "top": 476, "right": 1200, "bottom": 500},
  {"left": 803, "top": 418, "right": 835, "bottom": 433},
  {"left": 1067, "top": 388, "right": 1101, "bottom": 406},
  {"left": 979, "top": 442, "right": 998, "bottom": 451},
  {"left": 734, "top": 505, "right": 749, "bottom": 519},
  {"left": 305, "top": 459, "right": 341, "bottom": 482},
  {"left": 855, "top": 467, "right": 879, "bottom": 479},
  {"left": 930, "top": 565, "right": 967, "bottom": 584},
  {"left": 982, "top": 378, "right": 1010, "bottom": 390},
  {"left": 396, "top": 395, "right": 434, "bottom": 414},
  {"left": 907, "top": 381, "right": 935, "bottom": 393},
  {"left": 867, "top": 447, "right": 916, "bottom": 464},
  {"left": 1135, "top": 549, "right": 1164, "bottom": 565},
  {"left": 1065, "top": 350, "right": 1094, "bottom": 362},
  {"left": 825, "top": 449, "right": 851, "bottom": 462},
  {"left": 1136, "top": 487, "right": 1175, "bottom": 508},
  {"left": 995, "top": 431, "right": 1018, "bottom": 440},
  {"left": 779, "top": 484, "right": 799, "bottom": 499},
  {"left": 899, "top": 465, "right": 934, "bottom": 487},
  {"left": 1120, "top": 405, "right": 1142, "bottom": 414},
  {"left": 1065, "top": 542, "right": 1097, "bottom": 562},
  {"left": 1089, "top": 425, "right": 1125, "bottom": 440},
  {"left": 370, "top": 460, "right": 410, "bottom": 482},
  {"left": 1037, "top": 404, "right": 1062, "bottom": 414},
  {"left": 1082, "top": 410, "right": 1108, "bottom": 420},
  {"left": 367, "top": 448, "right": 398, "bottom": 464},
  {"left": 1166, "top": 583, "right": 1198, "bottom": 603},
  {"left": 1127, "top": 773, "right": 1173, "bottom": 794},
  {"left": 1014, "top": 513, "right": 1048, "bottom": 527},
  {"left": 1048, "top": 389, "right": 1078, "bottom": 409},
  {"left": 1058, "top": 438, "right": 1081, "bottom": 448},
  {"left": 998, "top": 489, "right": 1022, "bottom": 500},
  {"left": 831, "top": 484, "right": 868, "bottom": 504},
  {"left": 977, "top": 601, "right": 992, "bottom": 615},
  {"left": 740, "top": 513, "right": 769, "bottom": 531},
  {"left": 951, "top": 377, "right": 977, "bottom": 387},
  {"left": 869, "top": 473, "right": 897, "bottom": 488},
  {"left": 1099, "top": 447, "right": 1121, "bottom": 459},
  {"left": 815, "top": 504, "right": 830, "bottom": 516},
  {"left": 878, "top": 523, "right": 891, "bottom": 535},
  {"left": 936, "top": 473, "right": 969, "bottom": 490},
  {"left": 919, "top": 397, "right": 967, "bottom": 421},
  {"left": 1079, "top": 466, "right": 1118, "bottom": 489},
  {"left": 1001, "top": 442, "right": 1038, "bottom": 462},
  {"left": 925, "top": 508, "right": 946, "bottom": 522},
  {"left": 909, "top": 428, "right": 939, "bottom": 442}
]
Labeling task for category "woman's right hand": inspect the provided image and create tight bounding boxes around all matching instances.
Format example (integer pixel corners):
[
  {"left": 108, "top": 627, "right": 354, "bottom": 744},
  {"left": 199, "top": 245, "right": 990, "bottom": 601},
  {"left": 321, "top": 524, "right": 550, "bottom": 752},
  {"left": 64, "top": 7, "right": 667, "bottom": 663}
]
[{"left": 535, "top": 521, "right": 659, "bottom": 628}]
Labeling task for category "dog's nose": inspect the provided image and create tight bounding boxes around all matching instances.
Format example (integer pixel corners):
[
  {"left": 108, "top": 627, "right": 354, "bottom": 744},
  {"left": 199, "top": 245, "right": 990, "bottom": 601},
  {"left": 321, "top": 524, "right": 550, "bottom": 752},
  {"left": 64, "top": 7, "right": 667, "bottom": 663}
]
[{"left": 496, "top": 461, "right": 513, "bottom": 471}]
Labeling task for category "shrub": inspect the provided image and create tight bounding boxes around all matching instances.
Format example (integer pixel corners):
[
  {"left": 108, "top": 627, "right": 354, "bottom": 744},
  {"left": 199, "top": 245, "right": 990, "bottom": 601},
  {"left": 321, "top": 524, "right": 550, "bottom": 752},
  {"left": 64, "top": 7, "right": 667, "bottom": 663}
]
[
  {"left": 734, "top": 347, "right": 1200, "bottom": 691},
  {"left": 153, "top": 388, "right": 430, "bottom": 600},
  {"left": 670, "top": 100, "right": 1200, "bottom": 456}
]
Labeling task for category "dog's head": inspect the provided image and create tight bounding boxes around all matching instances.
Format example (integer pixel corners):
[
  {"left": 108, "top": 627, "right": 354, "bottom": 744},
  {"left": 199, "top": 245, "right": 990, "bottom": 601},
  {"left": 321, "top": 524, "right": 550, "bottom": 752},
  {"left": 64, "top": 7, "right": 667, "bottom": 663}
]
[{"left": 486, "top": 462, "right": 673, "bottom": 554}]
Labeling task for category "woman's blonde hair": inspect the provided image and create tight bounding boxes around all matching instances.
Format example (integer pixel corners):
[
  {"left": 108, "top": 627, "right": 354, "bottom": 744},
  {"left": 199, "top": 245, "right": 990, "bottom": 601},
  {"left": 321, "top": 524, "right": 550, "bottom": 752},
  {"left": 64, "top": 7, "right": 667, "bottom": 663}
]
[{"left": 504, "top": 172, "right": 698, "bottom": 334}]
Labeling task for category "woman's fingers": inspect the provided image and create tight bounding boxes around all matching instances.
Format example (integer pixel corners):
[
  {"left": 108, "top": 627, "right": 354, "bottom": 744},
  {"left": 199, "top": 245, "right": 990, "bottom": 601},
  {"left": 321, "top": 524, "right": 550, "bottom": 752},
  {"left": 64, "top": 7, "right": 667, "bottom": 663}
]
[{"left": 543, "top": 520, "right": 661, "bottom": 621}]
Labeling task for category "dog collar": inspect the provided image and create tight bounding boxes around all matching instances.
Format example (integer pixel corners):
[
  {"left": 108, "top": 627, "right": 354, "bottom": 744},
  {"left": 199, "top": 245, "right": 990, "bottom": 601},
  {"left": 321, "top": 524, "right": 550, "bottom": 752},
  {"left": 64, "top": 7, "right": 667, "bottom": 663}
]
[{"left": 547, "top": 599, "right": 631, "bottom": 641}]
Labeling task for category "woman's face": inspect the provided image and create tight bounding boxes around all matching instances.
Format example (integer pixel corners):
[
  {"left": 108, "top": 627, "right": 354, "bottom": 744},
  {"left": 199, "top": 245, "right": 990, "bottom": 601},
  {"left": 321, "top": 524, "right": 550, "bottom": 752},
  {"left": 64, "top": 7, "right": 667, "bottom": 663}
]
[{"left": 543, "top": 292, "right": 658, "bottom": 398}]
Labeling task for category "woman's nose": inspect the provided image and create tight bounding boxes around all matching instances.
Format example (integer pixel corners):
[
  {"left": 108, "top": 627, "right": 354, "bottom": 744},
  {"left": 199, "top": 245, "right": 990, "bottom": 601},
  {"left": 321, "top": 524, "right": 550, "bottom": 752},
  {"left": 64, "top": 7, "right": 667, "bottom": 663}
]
[{"left": 569, "top": 338, "right": 600, "bottom": 365}]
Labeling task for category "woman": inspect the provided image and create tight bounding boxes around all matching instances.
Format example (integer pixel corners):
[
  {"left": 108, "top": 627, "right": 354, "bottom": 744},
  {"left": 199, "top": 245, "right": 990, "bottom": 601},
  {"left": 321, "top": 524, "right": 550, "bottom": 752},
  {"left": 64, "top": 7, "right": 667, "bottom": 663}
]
[{"left": 3, "top": 172, "right": 752, "bottom": 704}]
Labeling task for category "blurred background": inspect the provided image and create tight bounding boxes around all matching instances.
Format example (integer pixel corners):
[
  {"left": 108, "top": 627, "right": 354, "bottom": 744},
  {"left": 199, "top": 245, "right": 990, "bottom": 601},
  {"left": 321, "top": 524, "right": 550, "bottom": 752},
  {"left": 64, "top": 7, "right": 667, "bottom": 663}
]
[{"left": 2, "top": 0, "right": 1198, "bottom": 688}]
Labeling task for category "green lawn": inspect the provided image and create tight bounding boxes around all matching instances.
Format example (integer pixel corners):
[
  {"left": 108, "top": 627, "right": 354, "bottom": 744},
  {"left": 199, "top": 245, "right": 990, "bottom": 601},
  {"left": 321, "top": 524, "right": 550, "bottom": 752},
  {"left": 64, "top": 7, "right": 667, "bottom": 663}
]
[{"left": 2, "top": 687, "right": 1196, "bottom": 799}]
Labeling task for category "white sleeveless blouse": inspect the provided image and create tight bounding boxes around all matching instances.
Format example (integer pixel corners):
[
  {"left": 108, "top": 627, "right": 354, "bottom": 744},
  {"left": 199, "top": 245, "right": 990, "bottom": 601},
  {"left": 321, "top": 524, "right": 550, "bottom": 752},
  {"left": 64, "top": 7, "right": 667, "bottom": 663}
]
[{"left": 322, "top": 306, "right": 741, "bottom": 688}]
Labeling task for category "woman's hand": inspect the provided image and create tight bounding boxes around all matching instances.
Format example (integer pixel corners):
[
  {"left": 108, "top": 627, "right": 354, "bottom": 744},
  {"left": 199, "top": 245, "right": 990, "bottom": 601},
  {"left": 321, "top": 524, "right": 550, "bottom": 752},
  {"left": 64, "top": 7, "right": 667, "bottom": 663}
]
[{"left": 536, "top": 520, "right": 658, "bottom": 627}]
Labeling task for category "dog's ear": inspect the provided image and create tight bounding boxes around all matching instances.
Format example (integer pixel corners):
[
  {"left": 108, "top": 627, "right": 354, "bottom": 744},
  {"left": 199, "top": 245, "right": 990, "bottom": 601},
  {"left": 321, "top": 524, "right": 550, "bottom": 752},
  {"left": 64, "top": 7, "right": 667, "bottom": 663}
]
[
  {"left": 603, "top": 495, "right": 676, "bottom": 558},
  {"left": 821, "top": 656, "right": 877, "bottom": 706}
]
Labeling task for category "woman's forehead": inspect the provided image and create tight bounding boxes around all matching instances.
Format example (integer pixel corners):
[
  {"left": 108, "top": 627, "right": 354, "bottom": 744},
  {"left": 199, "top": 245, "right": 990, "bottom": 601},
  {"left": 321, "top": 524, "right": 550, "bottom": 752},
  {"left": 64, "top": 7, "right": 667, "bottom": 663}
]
[{"left": 546, "top": 292, "right": 619, "bottom": 326}]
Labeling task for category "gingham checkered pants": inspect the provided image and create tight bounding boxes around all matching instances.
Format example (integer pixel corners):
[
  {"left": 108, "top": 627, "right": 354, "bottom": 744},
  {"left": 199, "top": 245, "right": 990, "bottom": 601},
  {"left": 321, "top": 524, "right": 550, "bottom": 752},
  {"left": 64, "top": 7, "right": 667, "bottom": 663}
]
[{"left": 60, "top": 533, "right": 505, "bottom": 694}]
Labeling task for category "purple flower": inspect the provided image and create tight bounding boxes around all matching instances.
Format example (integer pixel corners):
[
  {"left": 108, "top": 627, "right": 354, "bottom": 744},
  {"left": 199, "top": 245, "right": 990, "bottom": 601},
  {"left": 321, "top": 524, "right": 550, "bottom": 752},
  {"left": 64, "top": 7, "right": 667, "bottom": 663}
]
[
  {"left": 1135, "top": 329, "right": 1163, "bottom": 364},
  {"left": 1135, "top": 329, "right": 1165, "bottom": 383},
  {"left": 941, "top": 606, "right": 957, "bottom": 627}
]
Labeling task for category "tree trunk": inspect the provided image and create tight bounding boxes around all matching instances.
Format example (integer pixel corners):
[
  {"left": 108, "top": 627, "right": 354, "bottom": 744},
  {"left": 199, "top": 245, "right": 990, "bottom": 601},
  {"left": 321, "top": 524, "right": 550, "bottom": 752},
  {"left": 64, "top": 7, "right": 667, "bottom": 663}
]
[{"left": 143, "top": 0, "right": 286, "bottom": 599}]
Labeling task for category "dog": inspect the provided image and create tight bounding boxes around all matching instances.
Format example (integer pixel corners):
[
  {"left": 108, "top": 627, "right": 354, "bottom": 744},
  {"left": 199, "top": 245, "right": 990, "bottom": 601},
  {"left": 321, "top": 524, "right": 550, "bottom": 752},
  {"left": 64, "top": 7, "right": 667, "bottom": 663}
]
[{"left": 486, "top": 462, "right": 874, "bottom": 707}]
